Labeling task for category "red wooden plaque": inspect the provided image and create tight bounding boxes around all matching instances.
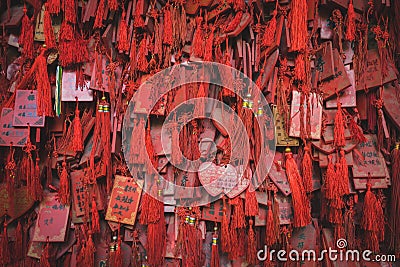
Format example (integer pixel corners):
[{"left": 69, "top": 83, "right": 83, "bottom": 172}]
[
  {"left": 105, "top": 175, "right": 142, "bottom": 225},
  {"left": 289, "top": 91, "right": 322, "bottom": 140},
  {"left": 255, "top": 193, "right": 293, "bottom": 226},
  {"left": 0, "top": 184, "right": 35, "bottom": 221},
  {"left": 13, "top": 90, "right": 45, "bottom": 127},
  {"left": 0, "top": 108, "right": 29, "bottom": 147},
  {"left": 61, "top": 70, "right": 93, "bottom": 101},
  {"left": 32, "top": 193, "right": 70, "bottom": 242},
  {"left": 268, "top": 153, "right": 292, "bottom": 196},
  {"left": 352, "top": 135, "right": 387, "bottom": 178},
  {"left": 201, "top": 199, "right": 231, "bottom": 222},
  {"left": 383, "top": 84, "right": 400, "bottom": 130},
  {"left": 326, "top": 69, "right": 357, "bottom": 108}
]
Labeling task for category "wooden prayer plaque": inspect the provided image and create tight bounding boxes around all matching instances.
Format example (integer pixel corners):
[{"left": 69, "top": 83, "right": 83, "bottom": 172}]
[
  {"left": 61, "top": 70, "right": 93, "bottom": 101},
  {"left": 32, "top": 193, "right": 70, "bottom": 242},
  {"left": 316, "top": 41, "right": 335, "bottom": 81},
  {"left": 105, "top": 175, "right": 143, "bottom": 225},
  {"left": 13, "top": 90, "right": 45, "bottom": 127},
  {"left": 289, "top": 91, "right": 323, "bottom": 140},
  {"left": 325, "top": 69, "right": 357, "bottom": 108},
  {"left": 0, "top": 108, "right": 29, "bottom": 147},
  {"left": 273, "top": 105, "right": 299, "bottom": 147},
  {"left": 201, "top": 199, "right": 231, "bottom": 222}
]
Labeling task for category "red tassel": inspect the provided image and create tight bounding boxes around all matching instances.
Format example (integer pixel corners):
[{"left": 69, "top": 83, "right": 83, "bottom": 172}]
[
  {"left": 348, "top": 116, "right": 367, "bottom": 143},
  {"left": 361, "top": 182, "right": 384, "bottom": 252},
  {"left": 134, "top": 0, "right": 145, "bottom": 28},
  {"left": 84, "top": 231, "right": 96, "bottom": 267},
  {"left": 63, "top": 0, "right": 76, "bottom": 24},
  {"left": 246, "top": 219, "right": 257, "bottom": 265},
  {"left": 137, "top": 36, "right": 148, "bottom": 72},
  {"left": 44, "top": 4, "right": 56, "bottom": 49},
  {"left": 225, "top": 11, "right": 243, "bottom": 33},
  {"left": 5, "top": 145, "right": 16, "bottom": 198},
  {"left": 338, "top": 150, "right": 350, "bottom": 195},
  {"left": 284, "top": 148, "right": 311, "bottom": 227},
  {"left": 146, "top": 193, "right": 166, "bottom": 267},
  {"left": 302, "top": 144, "right": 313, "bottom": 193},
  {"left": 1, "top": 222, "right": 10, "bottom": 266},
  {"left": 15, "top": 221, "right": 23, "bottom": 261},
  {"left": 109, "top": 0, "right": 118, "bottom": 11},
  {"left": 113, "top": 234, "right": 123, "bottom": 267},
  {"left": 33, "top": 153, "right": 43, "bottom": 202},
  {"left": 162, "top": 4, "right": 173, "bottom": 45},
  {"left": 145, "top": 121, "right": 157, "bottom": 173},
  {"left": 40, "top": 241, "right": 51, "bottom": 267},
  {"left": 191, "top": 16, "right": 204, "bottom": 58},
  {"left": 263, "top": 9, "right": 277, "bottom": 47},
  {"left": 194, "top": 83, "right": 207, "bottom": 117},
  {"left": 334, "top": 102, "right": 346, "bottom": 147},
  {"left": 19, "top": 5, "right": 35, "bottom": 59},
  {"left": 294, "top": 53, "right": 306, "bottom": 82},
  {"left": 139, "top": 186, "right": 162, "bottom": 225},
  {"left": 91, "top": 196, "right": 100, "bottom": 233},
  {"left": 323, "top": 155, "right": 336, "bottom": 201},
  {"left": 58, "top": 160, "right": 70, "bottom": 205},
  {"left": 221, "top": 199, "right": 231, "bottom": 253},
  {"left": 230, "top": 197, "right": 246, "bottom": 229},
  {"left": 36, "top": 48, "right": 53, "bottom": 117},
  {"left": 389, "top": 144, "right": 400, "bottom": 254},
  {"left": 117, "top": 11, "right": 130, "bottom": 52},
  {"left": 48, "top": 0, "right": 61, "bottom": 15},
  {"left": 288, "top": 0, "right": 308, "bottom": 51},
  {"left": 204, "top": 25, "right": 215, "bottom": 61},
  {"left": 245, "top": 184, "right": 259, "bottom": 216},
  {"left": 23, "top": 125, "right": 35, "bottom": 196},
  {"left": 94, "top": 0, "right": 105, "bottom": 28},
  {"left": 72, "top": 97, "right": 83, "bottom": 153},
  {"left": 345, "top": 0, "right": 356, "bottom": 42},
  {"left": 265, "top": 200, "right": 279, "bottom": 246},
  {"left": 211, "top": 228, "right": 220, "bottom": 267}
]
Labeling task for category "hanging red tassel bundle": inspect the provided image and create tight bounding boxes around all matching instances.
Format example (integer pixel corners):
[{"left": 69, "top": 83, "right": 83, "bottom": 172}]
[
  {"left": 338, "top": 150, "right": 350, "bottom": 195},
  {"left": 225, "top": 11, "right": 243, "bottom": 33},
  {"left": 221, "top": 199, "right": 231, "bottom": 253},
  {"left": 245, "top": 184, "right": 259, "bottom": 216},
  {"left": 211, "top": 226, "right": 220, "bottom": 267},
  {"left": 40, "top": 241, "right": 51, "bottom": 267},
  {"left": 72, "top": 98, "right": 83, "bottom": 153},
  {"left": 109, "top": 0, "right": 118, "bottom": 11},
  {"left": 194, "top": 83, "right": 207, "bottom": 117},
  {"left": 146, "top": 191, "right": 166, "bottom": 267},
  {"left": 389, "top": 144, "right": 400, "bottom": 254},
  {"left": 84, "top": 231, "right": 96, "bottom": 267},
  {"left": 44, "top": 4, "right": 56, "bottom": 49},
  {"left": 48, "top": 0, "right": 61, "bottom": 15},
  {"left": 345, "top": 0, "right": 356, "bottom": 42},
  {"left": 117, "top": 11, "right": 130, "bottom": 52},
  {"left": 15, "top": 221, "right": 23, "bottom": 261},
  {"left": 361, "top": 182, "right": 384, "bottom": 252},
  {"left": 33, "top": 156, "right": 43, "bottom": 201},
  {"left": 63, "top": 0, "right": 76, "bottom": 24},
  {"left": 94, "top": 0, "right": 105, "bottom": 28},
  {"left": 113, "top": 234, "right": 123, "bottom": 267},
  {"left": 36, "top": 48, "right": 53, "bottom": 117},
  {"left": 1, "top": 222, "right": 10, "bottom": 266},
  {"left": 191, "top": 15, "right": 205, "bottom": 58},
  {"left": 302, "top": 144, "right": 313, "bottom": 193},
  {"left": 204, "top": 25, "right": 215, "bottom": 61},
  {"left": 263, "top": 8, "right": 277, "bottom": 47},
  {"left": 265, "top": 200, "right": 279, "bottom": 246},
  {"left": 134, "top": 0, "right": 145, "bottom": 28},
  {"left": 58, "top": 160, "right": 70, "bottom": 205},
  {"left": 294, "top": 53, "right": 306, "bottom": 82},
  {"left": 348, "top": 116, "right": 367, "bottom": 143},
  {"left": 246, "top": 219, "right": 257, "bottom": 265},
  {"left": 145, "top": 121, "right": 157, "bottom": 174},
  {"left": 334, "top": 101, "right": 346, "bottom": 147},
  {"left": 163, "top": 4, "right": 173, "bottom": 45},
  {"left": 5, "top": 145, "right": 16, "bottom": 198},
  {"left": 288, "top": 0, "right": 308, "bottom": 51},
  {"left": 19, "top": 5, "right": 34, "bottom": 59},
  {"left": 100, "top": 97, "right": 112, "bottom": 193},
  {"left": 91, "top": 196, "right": 100, "bottom": 233},
  {"left": 284, "top": 147, "right": 311, "bottom": 227},
  {"left": 137, "top": 36, "right": 148, "bottom": 73}
]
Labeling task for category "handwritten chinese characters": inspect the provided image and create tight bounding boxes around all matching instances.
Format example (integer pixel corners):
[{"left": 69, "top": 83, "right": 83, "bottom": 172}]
[
  {"left": 0, "top": 108, "right": 29, "bottom": 147},
  {"left": 32, "top": 193, "right": 70, "bottom": 242},
  {"left": 14, "top": 90, "right": 45, "bottom": 127},
  {"left": 105, "top": 175, "right": 142, "bottom": 225}
]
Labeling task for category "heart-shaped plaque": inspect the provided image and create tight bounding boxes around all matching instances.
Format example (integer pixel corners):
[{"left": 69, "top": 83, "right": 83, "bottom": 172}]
[
  {"left": 225, "top": 165, "right": 250, "bottom": 198},
  {"left": 0, "top": 184, "right": 35, "bottom": 221},
  {"left": 198, "top": 162, "right": 250, "bottom": 198}
]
